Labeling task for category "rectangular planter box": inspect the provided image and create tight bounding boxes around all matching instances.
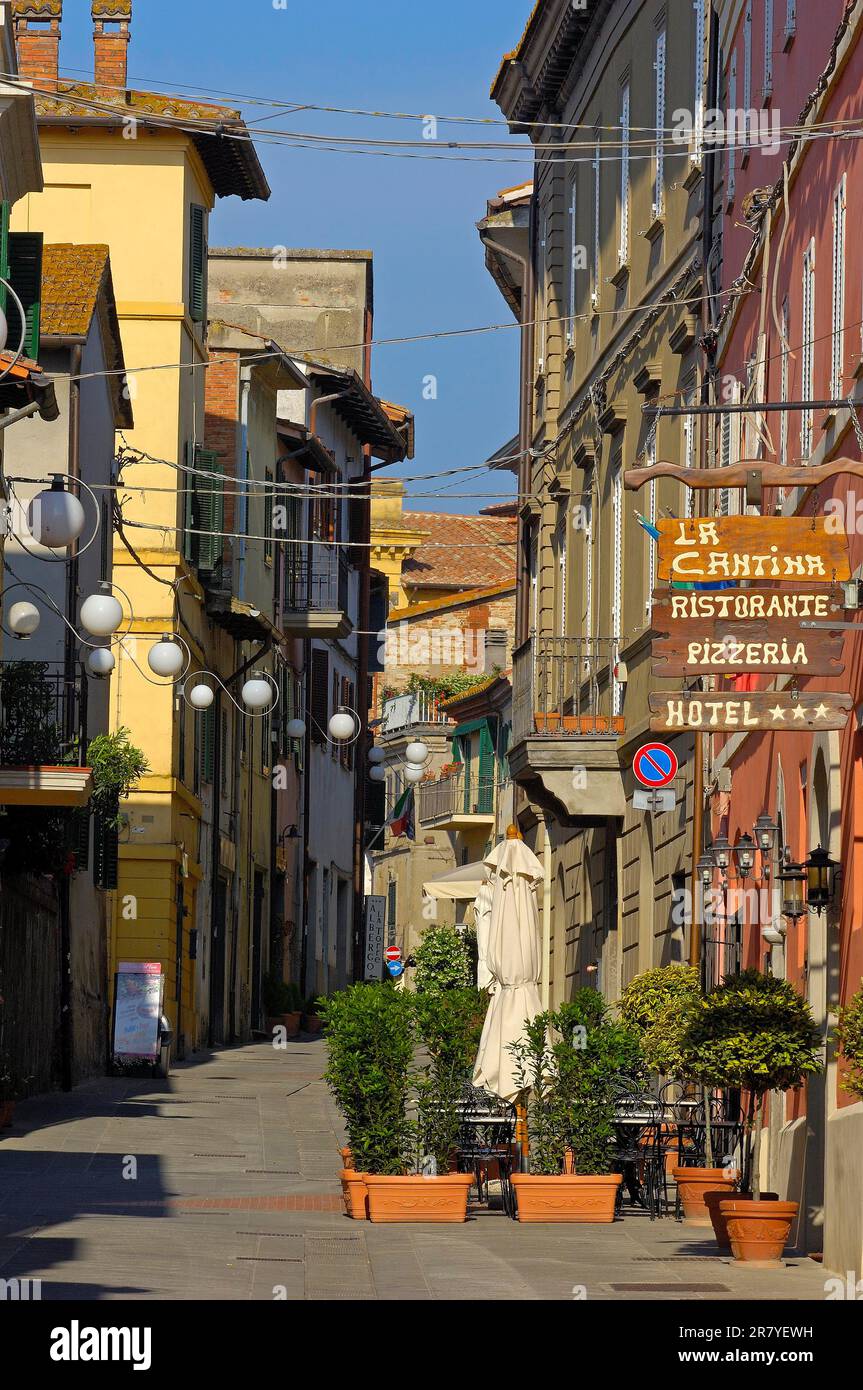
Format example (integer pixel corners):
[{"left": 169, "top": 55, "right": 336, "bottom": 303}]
[
  {"left": 534, "top": 713, "right": 625, "bottom": 735},
  {"left": 511, "top": 1173, "right": 622, "bottom": 1223},
  {"left": 365, "top": 1174, "right": 474, "bottom": 1223}
]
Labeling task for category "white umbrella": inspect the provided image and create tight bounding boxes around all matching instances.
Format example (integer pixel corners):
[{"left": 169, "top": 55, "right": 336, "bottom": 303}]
[
  {"left": 471, "top": 879, "right": 494, "bottom": 991},
  {"left": 422, "top": 861, "right": 487, "bottom": 901},
  {"left": 472, "top": 836, "right": 544, "bottom": 1102}
]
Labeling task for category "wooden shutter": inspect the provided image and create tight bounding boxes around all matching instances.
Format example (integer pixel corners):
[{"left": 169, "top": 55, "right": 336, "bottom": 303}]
[
  {"left": 7, "top": 232, "right": 43, "bottom": 360},
  {"left": 73, "top": 806, "right": 90, "bottom": 873},
  {"left": 310, "top": 649, "right": 329, "bottom": 744},
  {"left": 189, "top": 205, "right": 207, "bottom": 323},
  {"left": 93, "top": 799, "right": 119, "bottom": 891},
  {"left": 478, "top": 722, "right": 495, "bottom": 814},
  {"left": 193, "top": 447, "right": 223, "bottom": 572},
  {"left": 202, "top": 702, "right": 216, "bottom": 782},
  {"left": 0, "top": 202, "right": 10, "bottom": 318}
]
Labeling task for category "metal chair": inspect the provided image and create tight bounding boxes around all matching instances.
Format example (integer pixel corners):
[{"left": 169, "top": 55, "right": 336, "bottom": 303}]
[
  {"left": 455, "top": 1083, "right": 518, "bottom": 1217},
  {"left": 611, "top": 1079, "right": 668, "bottom": 1219}
]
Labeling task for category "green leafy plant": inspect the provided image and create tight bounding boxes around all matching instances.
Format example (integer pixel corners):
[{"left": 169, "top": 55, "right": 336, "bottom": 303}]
[
  {"left": 88, "top": 728, "right": 149, "bottom": 827},
  {"left": 618, "top": 965, "right": 701, "bottom": 1077},
  {"left": 262, "top": 972, "right": 302, "bottom": 1015},
  {"left": 413, "top": 924, "right": 474, "bottom": 995},
  {"left": 681, "top": 970, "right": 822, "bottom": 1198},
  {"left": 511, "top": 989, "right": 644, "bottom": 1176},
  {"left": 414, "top": 987, "right": 489, "bottom": 1173},
  {"left": 836, "top": 986, "right": 863, "bottom": 1100},
  {"left": 320, "top": 983, "right": 416, "bottom": 1175}
]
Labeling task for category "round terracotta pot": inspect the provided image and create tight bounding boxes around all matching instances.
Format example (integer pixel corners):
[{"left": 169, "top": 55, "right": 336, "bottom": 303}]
[
  {"left": 0, "top": 1101, "right": 15, "bottom": 1130},
  {"left": 364, "top": 1174, "right": 474, "bottom": 1224},
  {"left": 304, "top": 1015, "right": 323, "bottom": 1035},
  {"left": 340, "top": 1147, "right": 355, "bottom": 1171},
  {"left": 723, "top": 1198, "right": 799, "bottom": 1264},
  {"left": 339, "top": 1169, "right": 368, "bottom": 1220},
  {"left": 706, "top": 1191, "right": 778, "bottom": 1249},
  {"left": 511, "top": 1173, "right": 622, "bottom": 1223},
  {"left": 672, "top": 1167, "right": 738, "bottom": 1225}
]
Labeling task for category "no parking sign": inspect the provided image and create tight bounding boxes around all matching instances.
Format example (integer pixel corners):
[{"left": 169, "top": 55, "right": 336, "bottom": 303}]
[{"left": 633, "top": 742, "right": 678, "bottom": 789}]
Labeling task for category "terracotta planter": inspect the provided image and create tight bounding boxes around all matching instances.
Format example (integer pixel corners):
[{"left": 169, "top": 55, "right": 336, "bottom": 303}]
[
  {"left": 268, "top": 1012, "right": 301, "bottom": 1039},
  {"left": 340, "top": 1170, "right": 368, "bottom": 1220},
  {"left": 706, "top": 1190, "right": 778, "bottom": 1250},
  {"left": 0, "top": 1101, "right": 14, "bottom": 1130},
  {"left": 511, "top": 1173, "right": 622, "bottom": 1223},
  {"left": 534, "top": 713, "right": 625, "bottom": 735},
  {"left": 340, "top": 1147, "right": 355, "bottom": 1171},
  {"left": 303, "top": 1015, "right": 323, "bottom": 1035},
  {"left": 672, "top": 1167, "right": 738, "bottom": 1225},
  {"left": 722, "top": 1198, "right": 799, "bottom": 1265},
  {"left": 365, "top": 1174, "right": 474, "bottom": 1224}
]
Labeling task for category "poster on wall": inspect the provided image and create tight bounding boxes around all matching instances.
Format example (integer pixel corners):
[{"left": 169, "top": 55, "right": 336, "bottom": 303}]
[{"left": 112, "top": 962, "right": 164, "bottom": 1061}]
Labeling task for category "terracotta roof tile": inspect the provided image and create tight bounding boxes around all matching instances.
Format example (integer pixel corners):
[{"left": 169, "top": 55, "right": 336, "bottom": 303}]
[
  {"left": 40, "top": 244, "right": 110, "bottom": 338},
  {"left": 401, "top": 511, "right": 517, "bottom": 590}
]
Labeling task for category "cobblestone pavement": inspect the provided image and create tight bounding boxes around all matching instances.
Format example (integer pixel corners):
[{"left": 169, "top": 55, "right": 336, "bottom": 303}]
[{"left": 0, "top": 1041, "right": 832, "bottom": 1301}]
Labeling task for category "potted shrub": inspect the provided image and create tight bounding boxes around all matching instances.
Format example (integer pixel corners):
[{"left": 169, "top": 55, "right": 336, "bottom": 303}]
[
  {"left": 836, "top": 985, "right": 863, "bottom": 1100},
  {"left": 681, "top": 970, "right": 822, "bottom": 1263},
  {"left": 302, "top": 995, "right": 324, "bottom": 1035},
  {"left": 415, "top": 987, "right": 489, "bottom": 1177},
  {"left": 509, "top": 990, "right": 641, "bottom": 1222},
  {"left": 413, "top": 924, "right": 475, "bottom": 995},
  {"left": 320, "top": 984, "right": 475, "bottom": 1222},
  {"left": 262, "top": 974, "right": 302, "bottom": 1038}
]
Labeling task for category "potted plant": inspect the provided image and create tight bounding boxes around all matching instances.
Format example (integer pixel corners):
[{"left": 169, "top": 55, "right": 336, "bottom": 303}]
[
  {"left": 302, "top": 995, "right": 324, "bottom": 1035},
  {"left": 413, "top": 924, "right": 475, "bottom": 995},
  {"left": 262, "top": 974, "right": 302, "bottom": 1038},
  {"left": 681, "top": 970, "right": 822, "bottom": 1263},
  {"left": 415, "top": 987, "right": 489, "bottom": 1177},
  {"left": 320, "top": 984, "right": 475, "bottom": 1222},
  {"left": 836, "top": 985, "right": 863, "bottom": 1100},
  {"left": 509, "top": 990, "right": 641, "bottom": 1222}
]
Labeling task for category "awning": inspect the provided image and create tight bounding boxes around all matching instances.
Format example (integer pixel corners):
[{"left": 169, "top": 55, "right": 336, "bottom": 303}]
[{"left": 422, "top": 860, "right": 488, "bottom": 902}]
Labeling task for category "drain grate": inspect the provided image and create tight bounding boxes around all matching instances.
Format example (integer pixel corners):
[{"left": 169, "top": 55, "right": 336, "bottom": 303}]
[
  {"left": 631, "top": 1256, "right": 727, "bottom": 1263},
  {"left": 236, "top": 1255, "right": 302, "bottom": 1264},
  {"left": 608, "top": 1283, "right": 732, "bottom": 1293},
  {"left": 244, "top": 1169, "right": 300, "bottom": 1175},
  {"left": 211, "top": 1095, "right": 258, "bottom": 1101},
  {"left": 192, "top": 1153, "right": 248, "bottom": 1158},
  {"left": 236, "top": 1232, "right": 304, "bottom": 1240}
]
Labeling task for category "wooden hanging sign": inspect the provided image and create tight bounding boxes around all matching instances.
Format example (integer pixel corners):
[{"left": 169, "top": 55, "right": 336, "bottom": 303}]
[
  {"left": 657, "top": 517, "right": 850, "bottom": 584},
  {"left": 651, "top": 620, "right": 845, "bottom": 677},
  {"left": 649, "top": 691, "right": 853, "bottom": 733},
  {"left": 651, "top": 587, "right": 844, "bottom": 623}
]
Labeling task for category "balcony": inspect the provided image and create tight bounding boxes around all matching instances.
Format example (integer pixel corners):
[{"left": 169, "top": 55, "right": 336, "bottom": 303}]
[
  {"left": 0, "top": 662, "right": 93, "bottom": 808},
  {"left": 379, "top": 691, "right": 451, "bottom": 734},
  {"left": 281, "top": 543, "right": 352, "bottom": 638},
  {"left": 510, "top": 636, "right": 626, "bottom": 821},
  {"left": 417, "top": 769, "right": 495, "bottom": 831}
]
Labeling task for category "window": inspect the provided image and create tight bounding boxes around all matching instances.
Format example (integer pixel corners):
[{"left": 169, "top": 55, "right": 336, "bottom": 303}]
[
  {"left": 653, "top": 28, "right": 667, "bottom": 218},
  {"left": 592, "top": 137, "right": 601, "bottom": 313},
  {"left": 743, "top": 2, "right": 753, "bottom": 113},
  {"left": 189, "top": 205, "right": 207, "bottom": 324},
  {"left": 780, "top": 296, "right": 790, "bottom": 470},
  {"left": 183, "top": 444, "right": 224, "bottom": 576},
  {"left": 536, "top": 207, "right": 548, "bottom": 374},
  {"left": 646, "top": 437, "right": 657, "bottom": 619},
  {"left": 178, "top": 693, "right": 187, "bottom": 786},
  {"left": 201, "top": 702, "right": 216, "bottom": 783},
  {"left": 784, "top": 0, "right": 796, "bottom": 44},
  {"left": 719, "top": 380, "right": 743, "bottom": 516},
  {"left": 583, "top": 492, "right": 594, "bottom": 643},
  {"left": 831, "top": 176, "right": 846, "bottom": 400},
  {"left": 567, "top": 176, "right": 578, "bottom": 348},
  {"left": 692, "top": 1, "right": 705, "bottom": 165},
  {"left": 801, "top": 238, "right": 816, "bottom": 458},
  {"left": 220, "top": 707, "right": 229, "bottom": 797},
  {"left": 683, "top": 382, "right": 697, "bottom": 514},
  {"left": 386, "top": 880, "right": 397, "bottom": 948},
  {"left": 2, "top": 223, "right": 43, "bottom": 360},
  {"left": 727, "top": 51, "right": 738, "bottom": 203},
  {"left": 764, "top": 0, "right": 774, "bottom": 99},
  {"left": 554, "top": 513, "right": 568, "bottom": 635},
  {"left": 618, "top": 82, "right": 630, "bottom": 266},
  {"left": 611, "top": 461, "right": 623, "bottom": 715},
  {"left": 310, "top": 648, "right": 329, "bottom": 744},
  {"left": 484, "top": 629, "right": 507, "bottom": 673}
]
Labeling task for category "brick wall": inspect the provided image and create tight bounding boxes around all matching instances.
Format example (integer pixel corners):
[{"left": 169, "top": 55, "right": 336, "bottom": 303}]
[
  {"left": 13, "top": 7, "right": 62, "bottom": 91},
  {"left": 204, "top": 351, "right": 239, "bottom": 535},
  {"left": 381, "top": 589, "right": 516, "bottom": 697}
]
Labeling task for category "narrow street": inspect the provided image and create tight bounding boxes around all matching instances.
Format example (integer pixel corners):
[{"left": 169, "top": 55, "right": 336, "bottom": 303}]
[{"left": 0, "top": 1043, "right": 829, "bottom": 1302}]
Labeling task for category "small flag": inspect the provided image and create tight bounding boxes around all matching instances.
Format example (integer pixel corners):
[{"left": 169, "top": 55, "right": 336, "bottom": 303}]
[{"left": 389, "top": 786, "right": 415, "bottom": 840}]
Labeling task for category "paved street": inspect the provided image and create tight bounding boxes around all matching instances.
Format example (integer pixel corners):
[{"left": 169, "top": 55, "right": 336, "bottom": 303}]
[{"left": 0, "top": 1041, "right": 831, "bottom": 1302}]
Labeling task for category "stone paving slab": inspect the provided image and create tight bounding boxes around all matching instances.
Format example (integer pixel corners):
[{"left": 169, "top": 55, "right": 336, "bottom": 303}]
[{"left": 0, "top": 1039, "right": 835, "bottom": 1301}]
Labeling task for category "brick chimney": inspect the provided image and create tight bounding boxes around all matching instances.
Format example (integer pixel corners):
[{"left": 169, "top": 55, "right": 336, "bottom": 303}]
[
  {"left": 92, "top": 1, "right": 131, "bottom": 95},
  {"left": 12, "top": 2, "right": 62, "bottom": 93}
]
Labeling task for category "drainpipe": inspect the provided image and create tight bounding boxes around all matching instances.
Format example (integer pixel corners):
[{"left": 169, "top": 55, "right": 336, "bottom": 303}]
[
  {"left": 542, "top": 813, "right": 552, "bottom": 1009},
  {"left": 479, "top": 227, "right": 535, "bottom": 644},
  {"left": 300, "top": 635, "right": 312, "bottom": 994},
  {"left": 238, "top": 372, "right": 251, "bottom": 602},
  {"left": 60, "top": 344, "right": 83, "bottom": 1092}
]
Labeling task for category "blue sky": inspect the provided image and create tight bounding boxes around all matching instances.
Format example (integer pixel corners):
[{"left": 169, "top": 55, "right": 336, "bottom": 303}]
[{"left": 56, "top": 0, "right": 534, "bottom": 514}]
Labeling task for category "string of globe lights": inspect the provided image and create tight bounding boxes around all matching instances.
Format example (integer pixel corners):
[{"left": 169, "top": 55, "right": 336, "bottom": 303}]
[{"left": 2, "top": 472, "right": 280, "bottom": 717}]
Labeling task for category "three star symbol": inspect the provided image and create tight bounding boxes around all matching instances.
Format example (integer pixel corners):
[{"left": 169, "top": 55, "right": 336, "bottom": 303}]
[{"left": 769, "top": 702, "right": 833, "bottom": 723}]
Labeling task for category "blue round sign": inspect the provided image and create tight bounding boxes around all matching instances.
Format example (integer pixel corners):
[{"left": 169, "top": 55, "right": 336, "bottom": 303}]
[
  {"left": 386, "top": 960, "right": 405, "bottom": 978},
  {"left": 633, "top": 742, "right": 678, "bottom": 789}
]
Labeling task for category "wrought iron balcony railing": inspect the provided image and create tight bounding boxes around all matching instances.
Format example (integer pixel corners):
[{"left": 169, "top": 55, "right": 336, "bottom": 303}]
[
  {"left": 379, "top": 691, "right": 452, "bottom": 734},
  {"left": 417, "top": 769, "right": 495, "bottom": 824},
  {"left": 0, "top": 662, "right": 88, "bottom": 767},
  {"left": 283, "top": 542, "right": 349, "bottom": 614},
  {"left": 511, "top": 635, "right": 625, "bottom": 744}
]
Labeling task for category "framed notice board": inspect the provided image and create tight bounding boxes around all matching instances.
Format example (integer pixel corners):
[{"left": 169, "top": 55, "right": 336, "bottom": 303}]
[{"left": 111, "top": 963, "right": 164, "bottom": 1062}]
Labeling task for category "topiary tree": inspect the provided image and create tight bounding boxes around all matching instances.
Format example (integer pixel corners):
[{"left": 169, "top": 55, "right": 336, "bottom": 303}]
[
  {"left": 414, "top": 987, "right": 489, "bottom": 1173},
  {"left": 511, "top": 989, "right": 644, "bottom": 1176},
  {"left": 681, "top": 970, "right": 822, "bottom": 1198},
  {"left": 413, "top": 924, "right": 474, "bottom": 995},
  {"left": 320, "top": 983, "right": 416, "bottom": 1175},
  {"left": 618, "top": 964, "right": 701, "bottom": 1077},
  {"left": 836, "top": 986, "right": 863, "bottom": 1100}
]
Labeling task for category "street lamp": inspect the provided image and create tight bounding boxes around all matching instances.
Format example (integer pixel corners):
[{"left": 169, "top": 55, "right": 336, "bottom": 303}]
[
  {"left": 7, "top": 600, "right": 40, "bottom": 637},
  {"left": 328, "top": 708, "right": 359, "bottom": 742},
  {"left": 778, "top": 856, "right": 807, "bottom": 923},
  {"left": 711, "top": 833, "right": 731, "bottom": 873},
  {"left": 733, "top": 831, "right": 757, "bottom": 879},
  {"left": 696, "top": 849, "right": 715, "bottom": 890},
  {"left": 754, "top": 813, "right": 778, "bottom": 855},
  {"left": 27, "top": 476, "right": 87, "bottom": 549},
  {"left": 805, "top": 845, "right": 837, "bottom": 915}
]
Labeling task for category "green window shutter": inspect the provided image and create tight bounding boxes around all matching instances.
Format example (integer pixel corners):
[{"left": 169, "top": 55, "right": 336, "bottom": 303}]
[
  {"left": 194, "top": 447, "right": 223, "bottom": 575},
  {"left": 93, "top": 800, "right": 119, "bottom": 891},
  {"left": 202, "top": 703, "right": 216, "bottom": 782},
  {"left": 189, "top": 205, "right": 207, "bottom": 323},
  {"left": 478, "top": 723, "right": 495, "bottom": 814},
  {"left": 0, "top": 202, "right": 10, "bottom": 299},
  {"left": 182, "top": 441, "right": 197, "bottom": 564},
  {"left": 7, "top": 231, "right": 43, "bottom": 360}
]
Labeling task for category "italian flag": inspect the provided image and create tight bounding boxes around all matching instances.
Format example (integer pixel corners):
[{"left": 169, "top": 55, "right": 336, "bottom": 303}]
[{"left": 389, "top": 786, "right": 415, "bottom": 840}]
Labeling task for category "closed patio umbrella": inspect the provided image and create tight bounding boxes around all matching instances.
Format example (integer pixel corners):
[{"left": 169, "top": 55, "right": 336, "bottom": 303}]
[
  {"left": 471, "top": 879, "right": 494, "bottom": 991},
  {"left": 472, "top": 833, "right": 544, "bottom": 1102}
]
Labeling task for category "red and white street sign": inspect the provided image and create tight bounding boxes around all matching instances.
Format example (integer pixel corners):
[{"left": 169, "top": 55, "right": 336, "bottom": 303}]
[
  {"left": 384, "top": 946, "right": 401, "bottom": 963},
  {"left": 633, "top": 742, "right": 679, "bottom": 789}
]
